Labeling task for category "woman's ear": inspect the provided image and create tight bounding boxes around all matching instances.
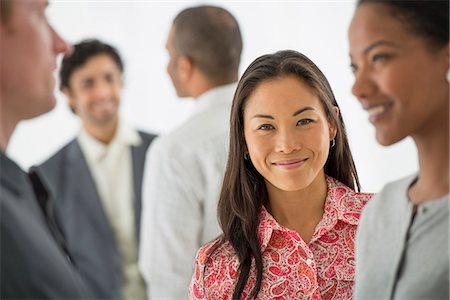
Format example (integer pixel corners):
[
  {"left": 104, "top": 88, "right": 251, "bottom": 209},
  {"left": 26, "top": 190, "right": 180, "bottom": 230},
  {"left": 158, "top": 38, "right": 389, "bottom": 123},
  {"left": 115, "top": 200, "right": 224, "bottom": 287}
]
[{"left": 329, "top": 106, "right": 339, "bottom": 140}]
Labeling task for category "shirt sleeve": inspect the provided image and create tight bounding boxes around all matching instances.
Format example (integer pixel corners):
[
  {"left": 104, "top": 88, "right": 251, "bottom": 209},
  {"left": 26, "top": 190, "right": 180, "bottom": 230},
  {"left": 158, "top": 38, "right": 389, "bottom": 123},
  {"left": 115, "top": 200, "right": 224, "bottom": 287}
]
[
  {"left": 188, "top": 249, "right": 207, "bottom": 300},
  {"left": 139, "top": 137, "right": 203, "bottom": 299}
]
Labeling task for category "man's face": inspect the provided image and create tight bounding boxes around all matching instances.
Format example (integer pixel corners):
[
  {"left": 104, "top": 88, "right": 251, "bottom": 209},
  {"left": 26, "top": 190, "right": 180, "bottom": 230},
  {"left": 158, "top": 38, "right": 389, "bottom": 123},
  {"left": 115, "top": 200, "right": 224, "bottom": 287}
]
[
  {"left": 65, "top": 54, "right": 122, "bottom": 129},
  {"left": 0, "top": 0, "right": 69, "bottom": 120},
  {"left": 165, "top": 26, "right": 189, "bottom": 97}
]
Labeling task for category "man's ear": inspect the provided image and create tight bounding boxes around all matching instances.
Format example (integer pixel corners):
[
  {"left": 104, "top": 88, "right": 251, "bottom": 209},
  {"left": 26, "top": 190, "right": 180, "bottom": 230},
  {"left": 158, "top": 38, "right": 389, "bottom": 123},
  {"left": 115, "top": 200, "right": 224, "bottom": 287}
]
[{"left": 177, "top": 55, "right": 193, "bottom": 82}]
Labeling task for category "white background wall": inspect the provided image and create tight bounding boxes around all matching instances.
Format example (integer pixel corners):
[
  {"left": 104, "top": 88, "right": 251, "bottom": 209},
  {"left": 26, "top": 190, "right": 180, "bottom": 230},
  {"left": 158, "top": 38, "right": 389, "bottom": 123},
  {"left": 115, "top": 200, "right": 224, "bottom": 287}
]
[{"left": 7, "top": 0, "right": 418, "bottom": 192}]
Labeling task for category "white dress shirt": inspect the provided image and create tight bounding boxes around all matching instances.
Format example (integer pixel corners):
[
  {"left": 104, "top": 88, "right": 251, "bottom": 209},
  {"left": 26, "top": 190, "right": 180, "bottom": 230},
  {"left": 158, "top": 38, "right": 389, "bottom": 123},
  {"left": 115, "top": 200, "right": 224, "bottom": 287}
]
[
  {"left": 78, "top": 121, "right": 147, "bottom": 300},
  {"left": 139, "top": 84, "right": 236, "bottom": 299}
]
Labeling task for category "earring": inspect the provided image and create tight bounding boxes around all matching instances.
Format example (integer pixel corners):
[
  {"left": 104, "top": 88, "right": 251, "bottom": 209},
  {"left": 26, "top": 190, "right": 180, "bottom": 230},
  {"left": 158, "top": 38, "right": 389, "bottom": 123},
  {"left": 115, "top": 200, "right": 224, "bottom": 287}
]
[
  {"left": 244, "top": 152, "right": 250, "bottom": 160},
  {"left": 330, "top": 139, "right": 336, "bottom": 148},
  {"left": 447, "top": 69, "right": 450, "bottom": 83}
]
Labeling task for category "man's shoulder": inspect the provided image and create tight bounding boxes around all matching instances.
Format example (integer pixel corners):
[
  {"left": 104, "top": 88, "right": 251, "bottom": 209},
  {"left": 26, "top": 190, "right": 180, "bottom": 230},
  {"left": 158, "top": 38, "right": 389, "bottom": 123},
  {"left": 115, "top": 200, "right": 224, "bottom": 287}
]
[
  {"left": 157, "top": 115, "right": 228, "bottom": 153},
  {"left": 39, "top": 139, "right": 79, "bottom": 169},
  {"left": 33, "top": 139, "right": 84, "bottom": 194},
  {"left": 0, "top": 153, "right": 29, "bottom": 196}
]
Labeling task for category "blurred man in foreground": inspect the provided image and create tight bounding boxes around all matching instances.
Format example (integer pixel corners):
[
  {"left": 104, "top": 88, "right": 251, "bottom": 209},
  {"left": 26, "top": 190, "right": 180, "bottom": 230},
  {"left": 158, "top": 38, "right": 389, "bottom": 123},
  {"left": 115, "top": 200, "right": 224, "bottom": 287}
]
[{"left": 0, "top": 0, "right": 87, "bottom": 298}]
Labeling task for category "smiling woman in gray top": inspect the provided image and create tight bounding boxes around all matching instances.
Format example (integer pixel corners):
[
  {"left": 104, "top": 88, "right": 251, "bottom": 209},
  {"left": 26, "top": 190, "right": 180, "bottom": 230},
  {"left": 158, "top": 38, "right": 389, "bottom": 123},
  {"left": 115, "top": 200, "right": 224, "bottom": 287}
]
[{"left": 348, "top": 0, "right": 449, "bottom": 299}]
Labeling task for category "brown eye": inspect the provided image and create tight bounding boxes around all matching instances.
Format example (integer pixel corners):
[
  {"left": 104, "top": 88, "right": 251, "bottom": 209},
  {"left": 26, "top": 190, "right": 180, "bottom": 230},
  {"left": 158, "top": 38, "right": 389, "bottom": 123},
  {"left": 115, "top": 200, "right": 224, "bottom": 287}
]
[
  {"left": 372, "top": 53, "right": 389, "bottom": 63},
  {"left": 297, "top": 119, "right": 313, "bottom": 126},
  {"left": 257, "top": 124, "right": 274, "bottom": 131}
]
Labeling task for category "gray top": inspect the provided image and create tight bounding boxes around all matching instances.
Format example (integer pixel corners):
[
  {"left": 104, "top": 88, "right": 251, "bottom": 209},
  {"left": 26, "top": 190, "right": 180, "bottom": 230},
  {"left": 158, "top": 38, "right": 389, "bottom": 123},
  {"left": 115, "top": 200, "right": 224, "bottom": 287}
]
[{"left": 355, "top": 174, "right": 449, "bottom": 300}]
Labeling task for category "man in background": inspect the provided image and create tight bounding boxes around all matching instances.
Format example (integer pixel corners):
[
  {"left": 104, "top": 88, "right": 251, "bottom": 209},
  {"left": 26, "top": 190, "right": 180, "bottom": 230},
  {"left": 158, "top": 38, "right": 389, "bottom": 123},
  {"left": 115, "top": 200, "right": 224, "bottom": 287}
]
[
  {"left": 34, "top": 39, "right": 156, "bottom": 300},
  {"left": 0, "top": 0, "right": 87, "bottom": 298},
  {"left": 139, "top": 5, "right": 243, "bottom": 299}
]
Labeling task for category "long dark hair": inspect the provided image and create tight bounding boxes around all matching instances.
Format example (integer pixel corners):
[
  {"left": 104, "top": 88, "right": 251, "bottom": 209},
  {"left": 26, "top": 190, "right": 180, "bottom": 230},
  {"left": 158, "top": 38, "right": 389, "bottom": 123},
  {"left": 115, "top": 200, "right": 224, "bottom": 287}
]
[{"left": 213, "top": 50, "right": 360, "bottom": 299}]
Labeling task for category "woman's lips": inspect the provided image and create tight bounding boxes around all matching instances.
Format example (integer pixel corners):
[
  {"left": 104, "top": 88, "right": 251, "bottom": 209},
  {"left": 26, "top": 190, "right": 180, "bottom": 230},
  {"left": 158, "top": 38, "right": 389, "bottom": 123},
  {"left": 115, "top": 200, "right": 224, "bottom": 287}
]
[{"left": 273, "top": 158, "right": 308, "bottom": 170}]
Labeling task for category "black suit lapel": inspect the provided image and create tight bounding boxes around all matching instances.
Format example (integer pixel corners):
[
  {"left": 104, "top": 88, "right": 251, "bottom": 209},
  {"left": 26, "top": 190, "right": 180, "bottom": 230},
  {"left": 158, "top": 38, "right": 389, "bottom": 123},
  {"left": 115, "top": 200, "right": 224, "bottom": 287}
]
[{"left": 131, "top": 140, "right": 147, "bottom": 242}]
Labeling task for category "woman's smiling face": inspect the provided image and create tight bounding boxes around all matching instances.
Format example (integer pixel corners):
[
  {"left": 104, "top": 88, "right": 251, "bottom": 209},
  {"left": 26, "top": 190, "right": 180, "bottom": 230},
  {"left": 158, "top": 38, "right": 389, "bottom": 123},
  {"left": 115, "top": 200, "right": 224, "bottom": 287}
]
[
  {"left": 349, "top": 3, "right": 449, "bottom": 146},
  {"left": 243, "top": 75, "right": 336, "bottom": 193}
]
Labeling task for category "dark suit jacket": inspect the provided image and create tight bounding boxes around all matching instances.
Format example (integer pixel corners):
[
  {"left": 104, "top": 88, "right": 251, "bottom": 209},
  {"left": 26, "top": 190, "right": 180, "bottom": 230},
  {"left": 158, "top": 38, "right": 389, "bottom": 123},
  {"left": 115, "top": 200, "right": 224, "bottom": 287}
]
[
  {"left": 0, "top": 152, "right": 86, "bottom": 299},
  {"left": 33, "top": 131, "right": 156, "bottom": 299}
]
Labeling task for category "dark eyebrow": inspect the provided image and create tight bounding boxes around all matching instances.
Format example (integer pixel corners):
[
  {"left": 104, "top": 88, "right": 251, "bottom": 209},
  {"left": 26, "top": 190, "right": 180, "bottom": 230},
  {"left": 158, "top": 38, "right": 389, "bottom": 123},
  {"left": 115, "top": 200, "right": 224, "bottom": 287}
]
[
  {"left": 350, "top": 40, "right": 400, "bottom": 59},
  {"left": 81, "top": 78, "right": 94, "bottom": 85},
  {"left": 251, "top": 114, "right": 274, "bottom": 120},
  {"left": 251, "top": 106, "right": 315, "bottom": 119},
  {"left": 293, "top": 107, "right": 314, "bottom": 116},
  {"left": 364, "top": 40, "right": 400, "bottom": 54}
]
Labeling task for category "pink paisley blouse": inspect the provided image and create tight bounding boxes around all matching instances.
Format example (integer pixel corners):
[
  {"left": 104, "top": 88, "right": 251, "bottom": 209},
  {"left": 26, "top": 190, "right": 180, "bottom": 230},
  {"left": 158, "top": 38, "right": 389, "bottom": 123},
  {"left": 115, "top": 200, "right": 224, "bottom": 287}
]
[{"left": 189, "top": 176, "right": 373, "bottom": 300}]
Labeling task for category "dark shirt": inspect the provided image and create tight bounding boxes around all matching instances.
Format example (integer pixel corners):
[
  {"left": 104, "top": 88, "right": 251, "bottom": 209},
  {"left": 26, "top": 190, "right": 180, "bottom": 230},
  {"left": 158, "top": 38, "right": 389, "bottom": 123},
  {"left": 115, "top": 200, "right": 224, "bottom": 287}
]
[{"left": 0, "top": 152, "right": 86, "bottom": 299}]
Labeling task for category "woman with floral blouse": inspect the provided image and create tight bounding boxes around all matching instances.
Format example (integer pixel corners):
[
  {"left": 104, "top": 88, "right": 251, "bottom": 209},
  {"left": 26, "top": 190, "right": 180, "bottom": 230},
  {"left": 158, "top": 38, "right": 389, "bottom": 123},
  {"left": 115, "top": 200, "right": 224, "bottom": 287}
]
[{"left": 189, "top": 50, "right": 373, "bottom": 300}]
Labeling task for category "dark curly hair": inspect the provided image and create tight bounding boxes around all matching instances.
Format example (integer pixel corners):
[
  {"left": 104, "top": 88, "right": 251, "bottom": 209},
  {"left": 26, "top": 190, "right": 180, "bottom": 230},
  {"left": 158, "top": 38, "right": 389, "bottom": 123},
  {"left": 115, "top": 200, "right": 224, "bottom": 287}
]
[
  {"left": 59, "top": 39, "right": 124, "bottom": 90},
  {"left": 357, "top": 0, "right": 449, "bottom": 51}
]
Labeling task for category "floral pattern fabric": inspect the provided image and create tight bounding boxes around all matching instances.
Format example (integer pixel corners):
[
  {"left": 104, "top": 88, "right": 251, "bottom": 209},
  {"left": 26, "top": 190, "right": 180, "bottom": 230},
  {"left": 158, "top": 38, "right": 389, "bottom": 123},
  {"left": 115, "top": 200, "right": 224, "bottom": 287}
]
[{"left": 189, "top": 177, "right": 373, "bottom": 300}]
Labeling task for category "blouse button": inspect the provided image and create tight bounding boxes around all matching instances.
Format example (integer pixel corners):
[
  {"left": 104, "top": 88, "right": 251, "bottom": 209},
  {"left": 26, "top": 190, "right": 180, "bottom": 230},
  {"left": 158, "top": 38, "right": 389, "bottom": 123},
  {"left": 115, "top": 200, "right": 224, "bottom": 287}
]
[{"left": 306, "top": 258, "right": 313, "bottom": 266}]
